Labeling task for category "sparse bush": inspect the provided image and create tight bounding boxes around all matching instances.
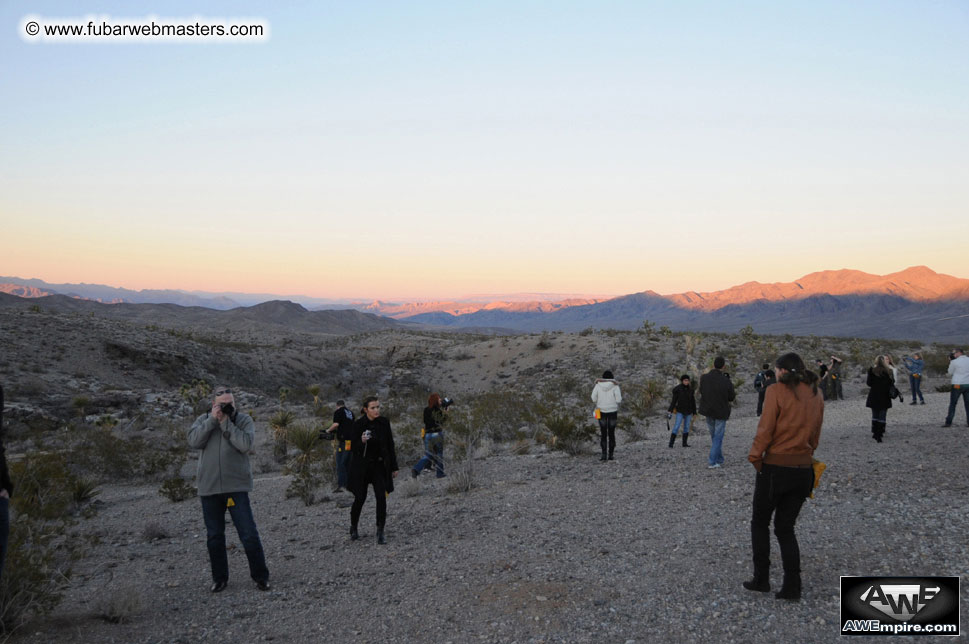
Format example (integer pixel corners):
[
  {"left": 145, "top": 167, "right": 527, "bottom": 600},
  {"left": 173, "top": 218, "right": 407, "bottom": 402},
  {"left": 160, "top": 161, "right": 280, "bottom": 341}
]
[
  {"left": 269, "top": 410, "right": 295, "bottom": 463},
  {"left": 543, "top": 412, "right": 595, "bottom": 456},
  {"left": 70, "top": 478, "right": 100, "bottom": 514},
  {"left": 935, "top": 384, "right": 952, "bottom": 393},
  {"left": 71, "top": 396, "right": 90, "bottom": 418},
  {"left": 142, "top": 521, "right": 171, "bottom": 541},
  {"left": 179, "top": 380, "right": 212, "bottom": 414},
  {"left": 284, "top": 423, "right": 327, "bottom": 505},
  {"left": 159, "top": 476, "right": 196, "bottom": 503},
  {"left": 93, "top": 583, "right": 144, "bottom": 624},
  {"left": 536, "top": 332, "right": 553, "bottom": 350}
]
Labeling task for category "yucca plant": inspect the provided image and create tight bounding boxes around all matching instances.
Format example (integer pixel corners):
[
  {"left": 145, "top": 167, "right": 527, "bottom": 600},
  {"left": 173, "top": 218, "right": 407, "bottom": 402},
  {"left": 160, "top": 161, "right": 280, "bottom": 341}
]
[{"left": 269, "top": 410, "right": 295, "bottom": 463}]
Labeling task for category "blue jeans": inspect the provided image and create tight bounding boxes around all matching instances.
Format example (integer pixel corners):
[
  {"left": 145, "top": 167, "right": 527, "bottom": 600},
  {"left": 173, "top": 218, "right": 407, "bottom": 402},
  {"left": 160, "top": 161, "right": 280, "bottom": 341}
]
[
  {"left": 945, "top": 387, "right": 969, "bottom": 425},
  {"left": 413, "top": 432, "right": 445, "bottom": 477},
  {"left": 909, "top": 375, "right": 924, "bottom": 403},
  {"left": 335, "top": 449, "right": 351, "bottom": 488},
  {"left": 671, "top": 413, "right": 692, "bottom": 436},
  {"left": 706, "top": 418, "right": 726, "bottom": 466},
  {"left": 200, "top": 492, "right": 269, "bottom": 584}
]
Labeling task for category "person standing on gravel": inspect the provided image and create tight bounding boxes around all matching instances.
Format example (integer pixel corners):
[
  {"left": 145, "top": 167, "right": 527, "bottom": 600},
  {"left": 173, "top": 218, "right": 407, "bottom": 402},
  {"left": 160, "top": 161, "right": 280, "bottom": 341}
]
[
  {"left": 349, "top": 396, "right": 399, "bottom": 544},
  {"left": 754, "top": 364, "right": 776, "bottom": 417},
  {"left": 827, "top": 357, "right": 844, "bottom": 400},
  {"left": 188, "top": 386, "right": 271, "bottom": 593},
  {"left": 323, "top": 400, "right": 355, "bottom": 492},
  {"left": 411, "top": 393, "right": 447, "bottom": 478},
  {"left": 699, "top": 357, "right": 735, "bottom": 469},
  {"left": 745, "top": 353, "right": 822, "bottom": 602},
  {"left": 666, "top": 375, "right": 695, "bottom": 448},
  {"left": 902, "top": 354, "right": 925, "bottom": 405},
  {"left": 866, "top": 356, "right": 895, "bottom": 443},
  {"left": 591, "top": 370, "right": 622, "bottom": 461},
  {"left": 943, "top": 348, "right": 969, "bottom": 427}
]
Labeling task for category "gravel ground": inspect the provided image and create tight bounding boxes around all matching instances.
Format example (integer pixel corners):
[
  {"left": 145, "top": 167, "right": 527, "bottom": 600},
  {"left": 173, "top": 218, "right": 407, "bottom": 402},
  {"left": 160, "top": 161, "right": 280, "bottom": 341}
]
[{"left": 12, "top": 390, "right": 969, "bottom": 643}]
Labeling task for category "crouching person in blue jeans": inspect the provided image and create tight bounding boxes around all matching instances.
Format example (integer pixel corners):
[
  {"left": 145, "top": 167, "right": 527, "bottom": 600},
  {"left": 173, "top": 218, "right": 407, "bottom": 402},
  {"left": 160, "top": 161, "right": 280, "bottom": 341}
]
[{"left": 188, "top": 386, "right": 270, "bottom": 593}]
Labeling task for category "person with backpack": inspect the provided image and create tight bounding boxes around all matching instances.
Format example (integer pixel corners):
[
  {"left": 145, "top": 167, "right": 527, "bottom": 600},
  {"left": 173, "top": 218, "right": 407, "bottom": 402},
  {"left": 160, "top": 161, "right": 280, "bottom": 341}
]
[
  {"left": 754, "top": 364, "right": 776, "bottom": 416},
  {"left": 666, "top": 375, "right": 696, "bottom": 448}
]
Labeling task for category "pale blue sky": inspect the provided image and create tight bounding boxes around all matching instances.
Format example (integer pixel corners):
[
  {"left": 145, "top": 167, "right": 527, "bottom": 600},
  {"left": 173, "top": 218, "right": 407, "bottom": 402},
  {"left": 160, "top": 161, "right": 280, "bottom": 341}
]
[{"left": 2, "top": 1, "right": 967, "bottom": 299}]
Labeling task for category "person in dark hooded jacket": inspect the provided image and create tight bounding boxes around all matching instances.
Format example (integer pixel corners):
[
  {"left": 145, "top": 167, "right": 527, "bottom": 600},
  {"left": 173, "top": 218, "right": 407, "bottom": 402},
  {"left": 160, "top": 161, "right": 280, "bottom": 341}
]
[
  {"left": 666, "top": 375, "right": 696, "bottom": 448},
  {"left": 866, "top": 356, "right": 894, "bottom": 443}
]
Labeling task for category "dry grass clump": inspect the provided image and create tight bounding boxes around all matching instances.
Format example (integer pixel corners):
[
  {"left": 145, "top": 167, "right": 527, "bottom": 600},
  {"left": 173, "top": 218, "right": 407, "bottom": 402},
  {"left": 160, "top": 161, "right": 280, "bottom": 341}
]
[{"left": 93, "top": 584, "right": 144, "bottom": 624}]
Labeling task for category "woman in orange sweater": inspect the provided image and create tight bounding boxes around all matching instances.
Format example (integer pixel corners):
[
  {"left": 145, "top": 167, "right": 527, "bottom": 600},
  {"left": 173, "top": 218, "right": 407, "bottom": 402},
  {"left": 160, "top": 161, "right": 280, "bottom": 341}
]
[{"left": 744, "top": 353, "right": 823, "bottom": 602}]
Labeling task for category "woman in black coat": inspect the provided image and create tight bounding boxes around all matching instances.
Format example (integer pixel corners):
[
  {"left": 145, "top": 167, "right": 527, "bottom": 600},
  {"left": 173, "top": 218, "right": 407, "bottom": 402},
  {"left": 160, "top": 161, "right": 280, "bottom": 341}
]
[
  {"left": 866, "top": 356, "right": 894, "bottom": 443},
  {"left": 348, "top": 396, "right": 398, "bottom": 544}
]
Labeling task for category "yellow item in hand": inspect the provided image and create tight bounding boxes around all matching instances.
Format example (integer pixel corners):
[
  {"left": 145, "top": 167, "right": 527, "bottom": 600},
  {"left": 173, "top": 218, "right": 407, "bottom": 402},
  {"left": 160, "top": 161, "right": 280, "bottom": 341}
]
[
  {"left": 809, "top": 459, "right": 826, "bottom": 499},
  {"left": 226, "top": 497, "right": 235, "bottom": 508},
  {"left": 345, "top": 440, "right": 351, "bottom": 451},
  {"left": 594, "top": 408, "right": 601, "bottom": 420}
]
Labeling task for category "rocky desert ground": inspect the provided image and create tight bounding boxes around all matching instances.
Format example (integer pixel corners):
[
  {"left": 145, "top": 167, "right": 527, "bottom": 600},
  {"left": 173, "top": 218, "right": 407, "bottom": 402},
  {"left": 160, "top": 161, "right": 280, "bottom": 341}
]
[{"left": 0, "top": 299, "right": 966, "bottom": 642}]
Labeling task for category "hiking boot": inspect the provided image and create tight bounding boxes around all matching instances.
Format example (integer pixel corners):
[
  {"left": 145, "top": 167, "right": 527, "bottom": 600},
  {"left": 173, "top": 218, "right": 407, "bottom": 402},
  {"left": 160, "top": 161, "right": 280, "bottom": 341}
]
[
  {"left": 668, "top": 434, "right": 676, "bottom": 448},
  {"left": 376, "top": 529, "right": 386, "bottom": 545},
  {"left": 775, "top": 575, "right": 801, "bottom": 601},
  {"left": 682, "top": 433, "right": 690, "bottom": 447},
  {"left": 743, "top": 576, "right": 770, "bottom": 593}
]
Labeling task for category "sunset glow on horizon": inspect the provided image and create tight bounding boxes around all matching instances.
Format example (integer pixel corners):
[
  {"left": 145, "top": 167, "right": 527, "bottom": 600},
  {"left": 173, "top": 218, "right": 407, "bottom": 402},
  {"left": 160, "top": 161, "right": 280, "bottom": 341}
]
[{"left": 2, "top": 1, "right": 967, "bottom": 300}]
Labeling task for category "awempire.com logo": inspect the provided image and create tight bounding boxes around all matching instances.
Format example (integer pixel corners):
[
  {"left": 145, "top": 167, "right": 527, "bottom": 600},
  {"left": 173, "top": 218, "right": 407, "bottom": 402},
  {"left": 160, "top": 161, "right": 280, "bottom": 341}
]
[{"left": 841, "top": 576, "right": 960, "bottom": 636}]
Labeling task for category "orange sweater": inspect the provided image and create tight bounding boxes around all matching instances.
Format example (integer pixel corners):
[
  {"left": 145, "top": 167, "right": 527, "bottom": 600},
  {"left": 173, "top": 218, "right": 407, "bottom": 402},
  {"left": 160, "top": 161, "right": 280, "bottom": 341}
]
[{"left": 748, "top": 382, "right": 823, "bottom": 470}]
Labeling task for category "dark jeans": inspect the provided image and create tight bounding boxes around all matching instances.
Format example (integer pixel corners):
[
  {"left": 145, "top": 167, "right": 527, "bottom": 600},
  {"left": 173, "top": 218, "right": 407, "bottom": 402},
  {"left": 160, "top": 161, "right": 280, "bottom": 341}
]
[
  {"left": 909, "top": 375, "right": 924, "bottom": 403},
  {"left": 871, "top": 407, "right": 887, "bottom": 438},
  {"left": 335, "top": 449, "right": 351, "bottom": 488},
  {"left": 756, "top": 390, "right": 766, "bottom": 416},
  {"left": 200, "top": 492, "right": 269, "bottom": 584},
  {"left": 945, "top": 387, "right": 969, "bottom": 425},
  {"left": 598, "top": 412, "right": 617, "bottom": 456},
  {"left": 751, "top": 464, "right": 813, "bottom": 577},
  {"left": 0, "top": 497, "right": 8, "bottom": 581},
  {"left": 351, "top": 462, "right": 388, "bottom": 529},
  {"left": 413, "top": 432, "right": 445, "bottom": 477}
]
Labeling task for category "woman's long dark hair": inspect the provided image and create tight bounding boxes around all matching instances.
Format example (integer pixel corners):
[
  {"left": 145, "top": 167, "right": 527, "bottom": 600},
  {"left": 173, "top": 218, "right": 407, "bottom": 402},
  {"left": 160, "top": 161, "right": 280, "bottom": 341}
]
[{"left": 776, "top": 352, "right": 819, "bottom": 396}]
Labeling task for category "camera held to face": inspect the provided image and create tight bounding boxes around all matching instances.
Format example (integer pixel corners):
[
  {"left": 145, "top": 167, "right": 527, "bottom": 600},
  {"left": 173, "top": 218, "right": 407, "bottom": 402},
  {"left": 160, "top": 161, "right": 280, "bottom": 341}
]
[
  {"left": 219, "top": 402, "right": 235, "bottom": 417},
  {"left": 441, "top": 397, "right": 454, "bottom": 409}
]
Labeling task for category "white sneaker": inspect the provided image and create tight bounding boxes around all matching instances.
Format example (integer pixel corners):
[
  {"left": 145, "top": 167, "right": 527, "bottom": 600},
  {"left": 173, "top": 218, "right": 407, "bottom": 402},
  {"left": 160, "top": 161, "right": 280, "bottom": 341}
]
[{"left": 707, "top": 463, "right": 721, "bottom": 469}]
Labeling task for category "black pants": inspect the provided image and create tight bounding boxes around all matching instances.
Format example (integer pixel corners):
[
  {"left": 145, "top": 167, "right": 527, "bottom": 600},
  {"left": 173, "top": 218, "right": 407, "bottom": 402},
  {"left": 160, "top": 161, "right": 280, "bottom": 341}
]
[
  {"left": 756, "top": 390, "right": 766, "bottom": 416},
  {"left": 350, "top": 461, "right": 388, "bottom": 529},
  {"left": 751, "top": 464, "right": 813, "bottom": 577},
  {"left": 598, "top": 412, "right": 617, "bottom": 455}
]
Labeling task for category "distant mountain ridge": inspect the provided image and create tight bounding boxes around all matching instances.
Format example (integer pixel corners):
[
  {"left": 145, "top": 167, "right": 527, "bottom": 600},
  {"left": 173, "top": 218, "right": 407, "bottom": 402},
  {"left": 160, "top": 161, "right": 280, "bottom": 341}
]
[{"left": 3, "top": 266, "right": 966, "bottom": 340}]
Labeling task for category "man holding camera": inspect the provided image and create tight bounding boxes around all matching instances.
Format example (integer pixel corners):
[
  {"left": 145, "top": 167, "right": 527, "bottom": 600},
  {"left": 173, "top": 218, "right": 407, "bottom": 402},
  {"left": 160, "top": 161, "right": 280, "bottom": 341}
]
[
  {"left": 943, "top": 349, "right": 969, "bottom": 427},
  {"left": 188, "top": 386, "right": 270, "bottom": 593}
]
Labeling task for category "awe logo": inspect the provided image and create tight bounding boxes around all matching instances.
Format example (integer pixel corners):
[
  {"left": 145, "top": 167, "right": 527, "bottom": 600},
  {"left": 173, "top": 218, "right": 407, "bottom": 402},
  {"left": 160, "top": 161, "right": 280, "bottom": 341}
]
[{"left": 859, "top": 583, "right": 940, "bottom": 621}]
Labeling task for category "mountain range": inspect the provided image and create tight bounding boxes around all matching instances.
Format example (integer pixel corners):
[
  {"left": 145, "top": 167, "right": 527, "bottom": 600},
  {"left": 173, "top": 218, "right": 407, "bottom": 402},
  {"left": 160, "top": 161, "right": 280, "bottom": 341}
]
[{"left": 2, "top": 266, "right": 966, "bottom": 341}]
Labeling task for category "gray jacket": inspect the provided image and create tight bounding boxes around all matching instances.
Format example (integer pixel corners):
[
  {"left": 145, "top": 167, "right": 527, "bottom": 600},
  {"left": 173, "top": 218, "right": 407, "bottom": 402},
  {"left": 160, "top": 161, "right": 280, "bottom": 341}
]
[{"left": 187, "top": 412, "right": 255, "bottom": 496}]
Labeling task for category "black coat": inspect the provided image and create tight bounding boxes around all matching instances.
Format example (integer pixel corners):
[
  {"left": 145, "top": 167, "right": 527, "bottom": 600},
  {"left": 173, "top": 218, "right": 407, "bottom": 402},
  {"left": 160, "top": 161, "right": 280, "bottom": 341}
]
[
  {"left": 349, "top": 415, "right": 399, "bottom": 493},
  {"left": 866, "top": 368, "right": 894, "bottom": 410},
  {"left": 699, "top": 369, "right": 736, "bottom": 420},
  {"left": 668, "top": 384, "right": 696, "bottom": 415}
]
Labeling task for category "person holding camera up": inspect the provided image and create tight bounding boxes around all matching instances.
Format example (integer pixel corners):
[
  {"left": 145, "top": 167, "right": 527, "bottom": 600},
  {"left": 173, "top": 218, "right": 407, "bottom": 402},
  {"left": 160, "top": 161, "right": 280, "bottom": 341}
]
[
  {"left": 411, "top": 393, "right": 447, "bottom": 479},
  {"left": 866, "top": 356, "right": 895, "bottom": 443},
  {"left": 187, "top": 386, "right": 270, "bottom": 593},
  {"left": 699, "top": 357, "right": 735, "bottom": 469},
  {"left": 591, "top": 370, "right": 622, "bottom": 461},
  {"left": 349, "top": 396, "right": 399, "bottom": 545},
  {"left": 902, "top": 354, "right": 925, "bottom": 405},
  {"left": 666, "top": 375, "right": 696, "bottom": 448},
  {"left": 943, "top": 348, "right": 969, "bottom": 427}
]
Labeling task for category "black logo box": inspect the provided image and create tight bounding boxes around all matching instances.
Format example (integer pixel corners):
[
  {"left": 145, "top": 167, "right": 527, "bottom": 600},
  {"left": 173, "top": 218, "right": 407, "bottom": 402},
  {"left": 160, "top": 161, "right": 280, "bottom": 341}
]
[{"left": 841, "top": 576, "right": 959, "bottom": 637}]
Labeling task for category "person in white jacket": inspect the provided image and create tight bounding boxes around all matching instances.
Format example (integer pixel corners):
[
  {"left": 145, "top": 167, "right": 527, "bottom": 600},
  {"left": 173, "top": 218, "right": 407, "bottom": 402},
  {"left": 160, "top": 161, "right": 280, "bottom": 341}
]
[
  {"left": 943, "top": 348, "right": 969, "bottom": 427},
  {"left": 591, "top": 370, "right": 622, "bottom": 461}
]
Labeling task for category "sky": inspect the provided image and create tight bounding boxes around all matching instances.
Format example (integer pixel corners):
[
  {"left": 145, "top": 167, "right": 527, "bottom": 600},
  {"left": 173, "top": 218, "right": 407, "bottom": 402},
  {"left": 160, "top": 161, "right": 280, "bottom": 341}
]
[{"left": 1, "top": 1, "right": 967, "bottom": 300}]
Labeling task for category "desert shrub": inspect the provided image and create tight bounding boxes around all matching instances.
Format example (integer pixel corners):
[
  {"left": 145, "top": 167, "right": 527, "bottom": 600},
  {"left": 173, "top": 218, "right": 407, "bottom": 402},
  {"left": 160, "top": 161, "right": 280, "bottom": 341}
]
[
  {"left": 179, "top": 380, "right": 212, "bottom": 415},
  {"left": 536, "top": 332, "right": 553, "bottom": 350},
  {"left": 93, "top": 583, "right": 144, "bottom": 624},
  {"left": 71, "top": 396, "right": 90, "bottom": 417},
  {"left": 922, "top": 350, "right": 951, "bottom": 376},
  {"left": 453, "top": 352, "right": 475, "bottom": 361},
  {"left": 1, "top": 455, "right": 85, "bottom": 633},
  {"left": 284, "top": 423, "right": 327, "bottom": 505},
  {"left": 72, "top": 428, "right": 182, "bottom": 481},
  {"left": 935, "top": 384, "right": 953, "bottom": 393},
  {"left": 578, "top": 327, "right": 594, "bottom": 336},
  {"left": 70, "top": 478, "right": 100, "bottom": 514},
  {"left": 269, "top": 410, "right": 295, "bottom": 463},
  {"left": 142, "top": 522, "right": 171, "bottom": 542},
  {"left": 623, "top": 379, "right": 665, "bottom": 421},
  {"left": 159, "top": 476, "right": 196, "bottom": 503},
  {"left": 543, "top": 412, "right": 595, "bottom": 456}
]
